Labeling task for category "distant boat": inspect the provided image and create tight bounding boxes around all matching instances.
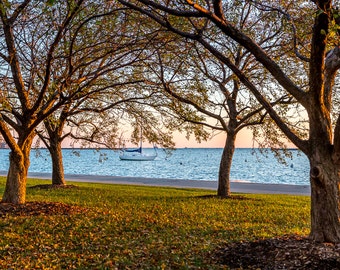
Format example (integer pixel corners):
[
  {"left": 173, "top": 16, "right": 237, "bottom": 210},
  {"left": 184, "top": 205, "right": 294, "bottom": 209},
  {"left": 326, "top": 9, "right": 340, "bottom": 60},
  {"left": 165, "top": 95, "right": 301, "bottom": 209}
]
[
  {"left": 119, "top": 127, "right": 157, "bottom": 161},
  {"left": 119, "top": 146, "right": 158, "bottom": 161}
]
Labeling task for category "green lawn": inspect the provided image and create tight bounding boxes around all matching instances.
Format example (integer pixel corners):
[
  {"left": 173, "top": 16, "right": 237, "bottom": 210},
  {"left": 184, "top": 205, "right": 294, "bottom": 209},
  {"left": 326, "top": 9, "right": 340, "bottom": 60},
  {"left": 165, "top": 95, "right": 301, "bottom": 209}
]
[{"left": 0, "top": 177, "right": 310, "bottom": 269}]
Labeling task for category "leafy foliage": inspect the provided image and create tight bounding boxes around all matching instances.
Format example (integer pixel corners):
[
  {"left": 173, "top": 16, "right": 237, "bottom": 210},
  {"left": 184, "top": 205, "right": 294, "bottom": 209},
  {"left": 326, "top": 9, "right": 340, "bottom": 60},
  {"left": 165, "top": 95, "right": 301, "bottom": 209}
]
[{"left": 0, "top": 177, "right": 310, "bottom": 269}]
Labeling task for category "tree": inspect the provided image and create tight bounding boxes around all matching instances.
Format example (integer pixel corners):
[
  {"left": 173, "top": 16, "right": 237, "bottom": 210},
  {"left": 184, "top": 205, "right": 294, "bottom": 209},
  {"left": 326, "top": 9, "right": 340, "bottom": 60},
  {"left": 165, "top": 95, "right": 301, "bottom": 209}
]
[
  {"left": 34, "top": 6, "right": 176, "bottom": 186},
  {"left": 0, "top": 1, "right": 156, "bottom": 202},
  {"left": 143, "top": 6, "right": 296, "bottom": 197},
  {"left": 37, "top": 83, "right": 171, "bottom": 186},
  {"left": 119, "top": 0, "right": 340, "bottom": 243},
  {"left": 0, "top": 1, "right": 89, "bottom": 204},
  {"left": 35, "top": 34, "right": 152, "bottom": 186}
]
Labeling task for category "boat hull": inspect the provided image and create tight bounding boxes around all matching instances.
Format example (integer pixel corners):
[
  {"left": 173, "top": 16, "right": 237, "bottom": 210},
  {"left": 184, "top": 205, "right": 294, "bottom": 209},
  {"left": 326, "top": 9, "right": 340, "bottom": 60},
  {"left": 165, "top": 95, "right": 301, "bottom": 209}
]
[{"left": 119, "top": 153, "right": 157, "bottom": 161}]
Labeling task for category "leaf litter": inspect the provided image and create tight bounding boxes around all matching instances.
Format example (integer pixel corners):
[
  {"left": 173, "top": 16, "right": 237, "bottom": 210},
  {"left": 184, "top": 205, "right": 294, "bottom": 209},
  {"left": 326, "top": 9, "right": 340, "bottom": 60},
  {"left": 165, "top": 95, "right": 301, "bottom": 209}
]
[
  {"left": 214, "top": 234, "right": 340, "bottom": 269},
  {"left": 0, "top": 201, "right": 86, "bottom": 217}
]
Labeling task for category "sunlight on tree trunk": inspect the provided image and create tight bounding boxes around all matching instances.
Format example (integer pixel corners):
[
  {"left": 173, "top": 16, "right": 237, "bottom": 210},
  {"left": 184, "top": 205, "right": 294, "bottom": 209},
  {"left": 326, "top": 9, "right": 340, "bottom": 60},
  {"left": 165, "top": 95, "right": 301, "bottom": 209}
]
[{"left": 2, "top": 137, "right": 33, "bottom": 204}]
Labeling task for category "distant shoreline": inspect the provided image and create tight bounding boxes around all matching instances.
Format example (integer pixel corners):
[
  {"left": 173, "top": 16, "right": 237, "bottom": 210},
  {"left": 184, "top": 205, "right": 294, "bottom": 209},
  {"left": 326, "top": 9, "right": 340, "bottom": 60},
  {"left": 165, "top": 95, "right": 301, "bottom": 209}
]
[{"left": 0, "top": 171, "right": 310, "bottom": 195}]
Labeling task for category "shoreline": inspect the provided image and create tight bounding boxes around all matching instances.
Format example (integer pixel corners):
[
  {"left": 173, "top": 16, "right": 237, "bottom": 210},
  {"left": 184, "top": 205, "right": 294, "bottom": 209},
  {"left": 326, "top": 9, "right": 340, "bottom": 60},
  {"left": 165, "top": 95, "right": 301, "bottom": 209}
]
[{"left": 0, "top": 171, "right": 311, "bottom": 195}]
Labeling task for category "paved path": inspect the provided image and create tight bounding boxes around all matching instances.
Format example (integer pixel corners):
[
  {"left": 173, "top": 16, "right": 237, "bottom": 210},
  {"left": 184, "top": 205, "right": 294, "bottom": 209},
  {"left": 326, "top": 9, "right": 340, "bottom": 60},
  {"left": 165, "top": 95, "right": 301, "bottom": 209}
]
[{"left": 0, "top": 171, "right": 310, "bottom": 195}]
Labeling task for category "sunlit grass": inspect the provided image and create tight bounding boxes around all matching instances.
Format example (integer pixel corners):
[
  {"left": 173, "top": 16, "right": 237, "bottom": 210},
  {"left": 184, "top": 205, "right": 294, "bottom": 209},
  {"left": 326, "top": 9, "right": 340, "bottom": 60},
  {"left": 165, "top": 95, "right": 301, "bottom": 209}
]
[{"left": 0, "top": 177, "right": 310, "bottom": 269}]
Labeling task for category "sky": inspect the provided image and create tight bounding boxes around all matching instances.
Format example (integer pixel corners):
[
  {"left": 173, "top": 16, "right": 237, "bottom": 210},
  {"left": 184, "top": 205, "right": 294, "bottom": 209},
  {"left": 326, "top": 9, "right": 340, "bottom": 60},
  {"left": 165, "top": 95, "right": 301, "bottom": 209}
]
[
  {"left": 59, "top": 123, "right": 295, "bottom": 149},
  {"left": 172, "top": 129, "right": 254, "bottom": 148},
  {"left": 171, "top": 128, "right": 296, "bottom": 149},
  {"left": 59, "top": 127, "right": 254, "bottom": 149}
]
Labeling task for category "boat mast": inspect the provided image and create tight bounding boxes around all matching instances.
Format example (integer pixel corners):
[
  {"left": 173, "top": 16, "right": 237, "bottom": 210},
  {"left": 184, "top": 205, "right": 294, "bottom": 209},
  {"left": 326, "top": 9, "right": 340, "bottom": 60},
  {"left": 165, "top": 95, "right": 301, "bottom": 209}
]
[{"left": 140, "top": 123, "right": 143, "bottom": 154}]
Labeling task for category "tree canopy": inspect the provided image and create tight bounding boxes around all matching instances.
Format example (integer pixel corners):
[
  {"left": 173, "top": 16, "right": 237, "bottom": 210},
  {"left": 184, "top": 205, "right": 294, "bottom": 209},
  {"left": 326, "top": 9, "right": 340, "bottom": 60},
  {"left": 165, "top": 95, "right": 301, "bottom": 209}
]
[{"left": 118, "top": 0, "right": 340, "bottom": 243}]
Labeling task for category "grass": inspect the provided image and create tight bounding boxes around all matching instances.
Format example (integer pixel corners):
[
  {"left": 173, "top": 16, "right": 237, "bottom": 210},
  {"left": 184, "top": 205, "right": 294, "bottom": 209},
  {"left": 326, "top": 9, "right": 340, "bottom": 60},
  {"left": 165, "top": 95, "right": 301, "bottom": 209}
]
[{"left": 0, "top": 177, "right": 310, "bottom": 269}]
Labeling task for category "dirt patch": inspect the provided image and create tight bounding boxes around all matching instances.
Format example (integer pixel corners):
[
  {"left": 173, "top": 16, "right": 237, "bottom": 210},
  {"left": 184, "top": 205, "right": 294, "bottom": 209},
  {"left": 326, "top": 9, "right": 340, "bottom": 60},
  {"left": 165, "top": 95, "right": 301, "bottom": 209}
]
[
  {"left": 215, "top": 235, "right": 340, "bottom": 269},
  {"left": 0, "top": 201, "right": 86, "bottom": 217}
]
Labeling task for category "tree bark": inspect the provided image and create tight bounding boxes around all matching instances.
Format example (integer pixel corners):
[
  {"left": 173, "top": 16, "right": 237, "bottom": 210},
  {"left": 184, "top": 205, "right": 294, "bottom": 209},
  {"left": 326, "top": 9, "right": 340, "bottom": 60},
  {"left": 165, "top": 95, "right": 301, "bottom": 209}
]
[
  {"left": 1, "top": 136, "right": 33, "bottom": 204},
  {"left": 42, "top": 118, "right": 67, "bottom": 186},
  {"left": 218, "top": 133, "right": 236, "bottom": 197},
  {"left": 49, "top": 140, "right": 66, "bottom": 186},
  {"left": 309, "top": 151, "right": 340, "bottom": 243}
]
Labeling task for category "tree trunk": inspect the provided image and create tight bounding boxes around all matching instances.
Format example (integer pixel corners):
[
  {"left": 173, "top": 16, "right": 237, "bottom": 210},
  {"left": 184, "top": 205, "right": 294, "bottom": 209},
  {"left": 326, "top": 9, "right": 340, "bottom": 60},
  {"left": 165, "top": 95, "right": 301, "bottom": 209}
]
[
  {"left": 2, "top": 138, "right": 33, "bottom": 204},
  {"left": 49, "top": 140, "right": 66, "bottom": 186},
  {"left": 41, "top": 117, "right": 67, "bottom": 186},
  {"left": 309, "top": 152, "right": 340, "bottom": 243},
  {"left": 218, "top": 133, "right": 236, "bottom": 197}
]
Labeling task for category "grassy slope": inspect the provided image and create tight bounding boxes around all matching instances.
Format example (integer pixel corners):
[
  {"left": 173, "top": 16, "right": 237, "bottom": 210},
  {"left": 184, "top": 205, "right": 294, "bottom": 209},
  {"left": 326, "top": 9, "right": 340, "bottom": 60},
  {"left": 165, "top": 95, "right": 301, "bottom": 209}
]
[{"left": 0, "top": 177, "right": 310, "bottom": 269}]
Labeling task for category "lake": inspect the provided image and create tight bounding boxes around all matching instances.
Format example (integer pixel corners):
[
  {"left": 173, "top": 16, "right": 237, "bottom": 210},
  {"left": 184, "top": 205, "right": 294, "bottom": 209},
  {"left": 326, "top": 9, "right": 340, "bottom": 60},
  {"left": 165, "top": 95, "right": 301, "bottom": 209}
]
[{"left": 0, "top": 148, "right": 309, "bottom": 185}]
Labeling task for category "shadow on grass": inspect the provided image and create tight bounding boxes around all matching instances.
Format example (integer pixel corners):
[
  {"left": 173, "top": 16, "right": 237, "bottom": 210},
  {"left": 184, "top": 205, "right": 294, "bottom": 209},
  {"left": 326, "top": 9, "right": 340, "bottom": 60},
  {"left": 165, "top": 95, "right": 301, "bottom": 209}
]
[
  {"left": 0, "top": 201, "right": 87, "bottom": 217},
  {"left": 213, "top": 234, "right": 340, "bottom": 269},
  {"left": 193, "top": 194, "right": 261, "bottom": 201},
  {"left": 28, "top": 184, "right": 79, "bottom": 190}
]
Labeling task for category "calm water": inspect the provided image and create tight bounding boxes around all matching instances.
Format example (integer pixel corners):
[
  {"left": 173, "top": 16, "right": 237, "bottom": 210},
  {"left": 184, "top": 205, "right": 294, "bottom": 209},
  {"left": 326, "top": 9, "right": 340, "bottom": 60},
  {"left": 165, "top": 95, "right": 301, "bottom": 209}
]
[{"left": 0, "top": 148, "right": 310, "bottom": 185}]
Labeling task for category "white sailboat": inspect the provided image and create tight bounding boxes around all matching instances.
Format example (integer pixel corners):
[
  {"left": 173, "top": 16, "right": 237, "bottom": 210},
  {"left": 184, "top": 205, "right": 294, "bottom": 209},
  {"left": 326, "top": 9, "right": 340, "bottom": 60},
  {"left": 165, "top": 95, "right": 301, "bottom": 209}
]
[{"left": 119, "top": 128, "right": 157, "bottom": 161}]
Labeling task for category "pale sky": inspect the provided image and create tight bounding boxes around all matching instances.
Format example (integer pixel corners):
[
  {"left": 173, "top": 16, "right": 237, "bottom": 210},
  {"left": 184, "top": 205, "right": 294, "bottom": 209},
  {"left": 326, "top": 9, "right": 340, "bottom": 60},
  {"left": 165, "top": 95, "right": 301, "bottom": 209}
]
[
  {"left": 60, "top": 128, "right": 254, "bottom": 149},
  {"left": 172, "top": 129, "right": 254, "bottom": 148},
  {"left": 172, "top": 128, "right": 297, "bottom": 149},
  {"left": 60, "top": 128, "right": 299, "bottom": 149},
  {"left": 60, "top": 124, "right": 296, "bottom": 149}
]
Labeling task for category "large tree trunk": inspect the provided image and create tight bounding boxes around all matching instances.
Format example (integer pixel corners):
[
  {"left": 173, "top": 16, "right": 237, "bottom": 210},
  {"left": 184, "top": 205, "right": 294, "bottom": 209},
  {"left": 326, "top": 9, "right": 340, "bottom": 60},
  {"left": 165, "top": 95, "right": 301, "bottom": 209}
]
[
  {"left": 309, "top": 150, "right": 340, "bottom": 243},
  {"left": 49, "top": 139, "right": 66, "bottom": 186},
  {"left": 1, "top": 137, "right": 33, "bottom": 204},
  {"left": 218, "top": 133, "right": 236, "bottom": 197}
]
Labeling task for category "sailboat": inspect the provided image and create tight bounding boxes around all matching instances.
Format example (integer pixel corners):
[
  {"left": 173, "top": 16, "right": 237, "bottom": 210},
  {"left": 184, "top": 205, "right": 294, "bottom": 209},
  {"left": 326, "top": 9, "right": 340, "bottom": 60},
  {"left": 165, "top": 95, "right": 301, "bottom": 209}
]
[{"left": 119, "top": 128, "right": 157, "bottom": 161}]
